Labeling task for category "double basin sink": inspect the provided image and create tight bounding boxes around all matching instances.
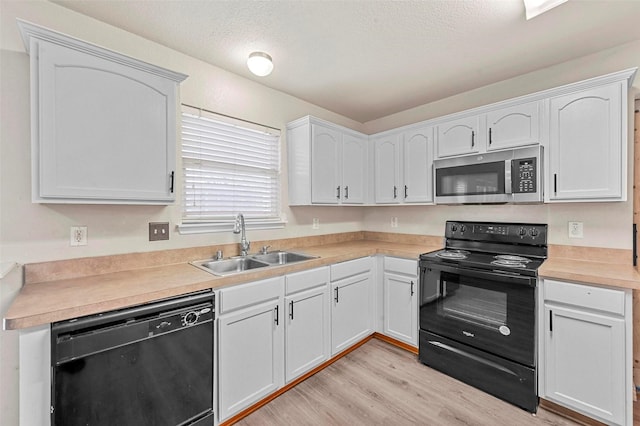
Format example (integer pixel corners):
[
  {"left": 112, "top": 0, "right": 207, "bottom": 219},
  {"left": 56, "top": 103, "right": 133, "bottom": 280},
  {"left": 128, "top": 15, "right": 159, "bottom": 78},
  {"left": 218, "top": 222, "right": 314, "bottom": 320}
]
[{"left": 191, "top": 250, "right": 318, "bottom": 276}]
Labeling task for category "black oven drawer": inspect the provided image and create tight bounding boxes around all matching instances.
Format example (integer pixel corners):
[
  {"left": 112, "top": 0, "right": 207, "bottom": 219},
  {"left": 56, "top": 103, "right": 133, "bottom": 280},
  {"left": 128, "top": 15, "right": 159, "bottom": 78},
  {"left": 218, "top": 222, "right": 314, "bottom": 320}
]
[{"left": 419, "top": 330, "right": 537, "bottom": 412}]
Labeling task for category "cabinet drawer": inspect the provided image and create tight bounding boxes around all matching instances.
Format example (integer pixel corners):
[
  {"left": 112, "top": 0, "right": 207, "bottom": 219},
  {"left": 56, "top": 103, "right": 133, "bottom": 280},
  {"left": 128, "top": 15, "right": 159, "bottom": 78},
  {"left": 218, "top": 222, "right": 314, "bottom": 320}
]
[
  {"left": 331, "top": 257, "right": 372, "bottom": 282},
  {"left": 384, "top": 257, "right": 417, "bottom": 276},
  {"left": 544, "top": 279, "right": 625, "bottom": 315},
  {"left": 286, "top": 266, "right": 329, "bottom": 295},
  {"left": 219, "top": 276, "right": 283, "bottom": 314}
]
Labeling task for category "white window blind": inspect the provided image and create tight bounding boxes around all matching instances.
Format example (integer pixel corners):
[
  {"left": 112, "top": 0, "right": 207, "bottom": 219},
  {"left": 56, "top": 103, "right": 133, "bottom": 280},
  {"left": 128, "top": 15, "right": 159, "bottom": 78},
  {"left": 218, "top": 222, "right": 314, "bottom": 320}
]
[{"left": 180, "top": 107, "right": 282, "bottom": 232}]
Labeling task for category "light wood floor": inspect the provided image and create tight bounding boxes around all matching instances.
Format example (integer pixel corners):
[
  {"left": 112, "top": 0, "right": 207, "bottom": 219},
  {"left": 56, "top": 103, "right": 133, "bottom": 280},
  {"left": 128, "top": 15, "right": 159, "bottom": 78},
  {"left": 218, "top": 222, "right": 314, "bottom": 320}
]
[{"left": 237, "top": 339, "right": 579, "bottom": 426}]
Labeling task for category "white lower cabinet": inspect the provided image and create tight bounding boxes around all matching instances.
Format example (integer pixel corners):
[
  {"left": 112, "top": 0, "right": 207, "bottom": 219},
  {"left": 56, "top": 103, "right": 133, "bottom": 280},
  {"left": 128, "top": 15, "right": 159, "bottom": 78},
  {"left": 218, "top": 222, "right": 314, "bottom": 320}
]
[
  {"left": 284, "top": 267, "right": 331, "bottom": 383},
  {"left": 330, "top": 257, "right": 374, "bottom": 355},
  {"left": 540, "top": 278, "right": 632, "bottom": 426},
  {"left": 217, "top": 276, "right": 285, "bottom": 422},
  {"left": 382, "top": 257, "right": 418, "bottom": 346}
]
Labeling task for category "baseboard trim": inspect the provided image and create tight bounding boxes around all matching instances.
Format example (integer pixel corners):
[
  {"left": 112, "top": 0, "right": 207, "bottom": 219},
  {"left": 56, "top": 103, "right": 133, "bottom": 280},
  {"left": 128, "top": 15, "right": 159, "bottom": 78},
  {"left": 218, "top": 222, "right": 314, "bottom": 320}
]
[
  {"left": 538, "top": 399, "right": 607, "bottom": 426},
  {"left": 373, "top": 332, "right": 418, "bottom": 354}
]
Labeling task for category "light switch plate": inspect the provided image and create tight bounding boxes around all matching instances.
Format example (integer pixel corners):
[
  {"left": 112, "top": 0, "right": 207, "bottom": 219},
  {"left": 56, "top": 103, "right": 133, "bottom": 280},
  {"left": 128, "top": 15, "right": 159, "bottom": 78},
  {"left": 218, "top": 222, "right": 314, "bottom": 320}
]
[{"left": 149, "top": 222, "right": 170, "bottom": 241}]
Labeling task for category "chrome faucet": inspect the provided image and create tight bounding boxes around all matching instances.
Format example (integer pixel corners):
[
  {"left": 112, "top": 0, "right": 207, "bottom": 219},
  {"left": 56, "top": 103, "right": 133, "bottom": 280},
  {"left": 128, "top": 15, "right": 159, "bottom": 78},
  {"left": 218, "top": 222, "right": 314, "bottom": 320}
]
[{"left": 233, "top": 213, "right": 250, "bottom": 256}]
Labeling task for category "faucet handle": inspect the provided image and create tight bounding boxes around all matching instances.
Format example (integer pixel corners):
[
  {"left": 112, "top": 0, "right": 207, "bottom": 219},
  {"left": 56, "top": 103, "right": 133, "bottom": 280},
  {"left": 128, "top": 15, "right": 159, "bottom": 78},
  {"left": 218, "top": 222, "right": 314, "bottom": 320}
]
[
  {"left": 215, "top": 250, "right": 223, "bottom": 260},
  {"left": 260, "top": 245, "right": 271, "bottom": 255}
]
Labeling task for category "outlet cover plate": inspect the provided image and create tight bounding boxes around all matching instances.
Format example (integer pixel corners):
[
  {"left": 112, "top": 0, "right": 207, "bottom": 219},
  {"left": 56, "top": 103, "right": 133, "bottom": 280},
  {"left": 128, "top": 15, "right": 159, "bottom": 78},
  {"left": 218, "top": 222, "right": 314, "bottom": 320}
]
[
  {"left": 568, "top": 221, "right": 584, "bottom": 238},
  {"left": 149, "top": 222, "right": 170, "bottom": 241}
]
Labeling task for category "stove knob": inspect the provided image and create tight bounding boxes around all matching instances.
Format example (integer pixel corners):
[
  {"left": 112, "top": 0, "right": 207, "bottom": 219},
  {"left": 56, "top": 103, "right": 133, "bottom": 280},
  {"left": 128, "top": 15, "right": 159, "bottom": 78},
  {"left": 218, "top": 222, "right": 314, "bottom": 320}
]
[
  {"left": 530, "top": 228, "right": 539, "bottom": 237},
  {"left": 518, "top": 227, "right": 527, "bottom": 236},
  {"left": 451, "top": 224, "right": 458, "bottom": 232},
  {"left": 460, "top": 225, "right": 466, "bottom": 233}
]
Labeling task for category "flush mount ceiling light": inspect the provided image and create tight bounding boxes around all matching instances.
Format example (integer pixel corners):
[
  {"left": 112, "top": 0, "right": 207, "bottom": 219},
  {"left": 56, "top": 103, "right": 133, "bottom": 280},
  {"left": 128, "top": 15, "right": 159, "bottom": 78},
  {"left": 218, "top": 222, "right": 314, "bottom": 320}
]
[
  {"left": 524, "top": 0, "right": 568, "bottom": 19},
  {"left": 247, "top": 51, "right": 273, "bottom": 77}
]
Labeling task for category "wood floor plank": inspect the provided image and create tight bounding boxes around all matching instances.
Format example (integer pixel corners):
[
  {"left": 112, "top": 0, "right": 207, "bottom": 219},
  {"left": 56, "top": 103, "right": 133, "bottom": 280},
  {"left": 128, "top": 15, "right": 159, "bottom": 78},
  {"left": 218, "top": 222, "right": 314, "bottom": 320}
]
[{"left": 237, "top": 339, "right": 578, "bottom": 426}]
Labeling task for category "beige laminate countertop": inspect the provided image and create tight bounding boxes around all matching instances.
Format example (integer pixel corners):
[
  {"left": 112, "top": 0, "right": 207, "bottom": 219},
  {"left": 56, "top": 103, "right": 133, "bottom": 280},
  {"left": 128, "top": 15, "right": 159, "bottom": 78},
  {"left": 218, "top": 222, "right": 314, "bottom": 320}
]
[
  {"left": 6, "top": 238, "right": 639, "bottom": 330},
  {"left": 4, "top": 240, "right": 435, "bottom": 330},
  {"left": 539, "top": 257, "right": 640, "bottom": 291}
]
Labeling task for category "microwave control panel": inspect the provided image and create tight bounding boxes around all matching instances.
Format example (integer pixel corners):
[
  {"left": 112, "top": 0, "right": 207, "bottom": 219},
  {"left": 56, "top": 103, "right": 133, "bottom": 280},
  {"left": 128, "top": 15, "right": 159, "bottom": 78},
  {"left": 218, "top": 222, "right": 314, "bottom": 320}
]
[{"left": 512, "top": 157, "right": 537, "bottom": 193}]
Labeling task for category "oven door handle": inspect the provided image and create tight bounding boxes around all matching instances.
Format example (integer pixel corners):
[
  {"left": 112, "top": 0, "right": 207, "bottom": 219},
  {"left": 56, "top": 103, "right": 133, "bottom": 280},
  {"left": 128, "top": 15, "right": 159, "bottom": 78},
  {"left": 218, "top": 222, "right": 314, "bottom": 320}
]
[
  {"left": 423, "top": 263, "right": 535, "bottom": 287},
  {"left": 428, "top": 340, "right": 519, "bottom": 377}
]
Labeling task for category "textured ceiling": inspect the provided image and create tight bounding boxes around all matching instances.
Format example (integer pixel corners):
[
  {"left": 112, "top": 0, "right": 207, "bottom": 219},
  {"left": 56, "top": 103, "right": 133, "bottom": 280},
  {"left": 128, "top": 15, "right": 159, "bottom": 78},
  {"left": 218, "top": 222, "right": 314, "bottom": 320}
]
[{"left": 52, "top": 0, "right": 640, "bottom": 123}]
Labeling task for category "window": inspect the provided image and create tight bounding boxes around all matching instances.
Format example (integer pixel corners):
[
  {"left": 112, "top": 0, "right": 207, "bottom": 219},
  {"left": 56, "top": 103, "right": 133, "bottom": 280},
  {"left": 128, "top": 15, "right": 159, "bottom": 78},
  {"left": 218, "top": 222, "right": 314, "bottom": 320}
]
[{"left": 178, "top": 106, "right": 283, "bottom": 234}]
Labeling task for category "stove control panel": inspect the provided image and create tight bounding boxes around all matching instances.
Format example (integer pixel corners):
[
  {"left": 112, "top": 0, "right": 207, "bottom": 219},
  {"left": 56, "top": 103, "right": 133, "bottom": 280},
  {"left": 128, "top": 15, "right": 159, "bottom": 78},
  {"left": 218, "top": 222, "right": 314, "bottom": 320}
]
[{"left": 446, "top": 221, "right": 547, "bottom": 245}]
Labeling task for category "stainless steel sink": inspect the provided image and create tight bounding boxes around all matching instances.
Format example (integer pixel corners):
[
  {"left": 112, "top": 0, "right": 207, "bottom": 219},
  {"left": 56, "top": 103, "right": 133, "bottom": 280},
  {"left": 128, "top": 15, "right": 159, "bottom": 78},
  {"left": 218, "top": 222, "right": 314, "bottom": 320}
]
[
  {"left": 191, "top": 257, "right": 270, "bottom": 276},
  {"left": 191, "top": 250, "right": 317, "bottom": 276},
  {"left": 250, "top": 250, "right": 318, "bottom": 265}
]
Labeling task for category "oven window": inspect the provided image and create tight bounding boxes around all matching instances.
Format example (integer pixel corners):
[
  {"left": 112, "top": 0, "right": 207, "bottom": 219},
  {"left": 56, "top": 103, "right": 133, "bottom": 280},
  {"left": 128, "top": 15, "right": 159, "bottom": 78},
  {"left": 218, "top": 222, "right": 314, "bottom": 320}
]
[
  {"left": 436, "top": 162, "right": 505, "bottom": 196},
  {"left": 441, "top": 279, "right": 507, "bottom": 330}
]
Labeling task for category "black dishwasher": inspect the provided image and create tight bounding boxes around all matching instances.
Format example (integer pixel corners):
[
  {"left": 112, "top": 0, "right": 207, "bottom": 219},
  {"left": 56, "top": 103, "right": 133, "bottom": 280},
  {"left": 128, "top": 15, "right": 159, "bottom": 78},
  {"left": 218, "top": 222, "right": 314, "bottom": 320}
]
[{"left": 51, "top": 291, "right": 214, "bottom": 426}]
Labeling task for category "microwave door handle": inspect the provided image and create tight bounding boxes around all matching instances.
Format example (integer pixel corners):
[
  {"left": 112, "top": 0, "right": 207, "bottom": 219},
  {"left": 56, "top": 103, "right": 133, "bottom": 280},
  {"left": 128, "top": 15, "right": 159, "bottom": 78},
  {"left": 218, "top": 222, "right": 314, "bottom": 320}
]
[{"left": 505, "top": 160, "right": 513, "bottom": 194}]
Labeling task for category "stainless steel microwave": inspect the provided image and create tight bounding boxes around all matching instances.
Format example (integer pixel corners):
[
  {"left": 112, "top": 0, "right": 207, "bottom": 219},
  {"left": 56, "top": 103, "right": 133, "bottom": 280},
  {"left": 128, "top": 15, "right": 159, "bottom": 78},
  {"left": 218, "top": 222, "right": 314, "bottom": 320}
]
[{"left": 433, "top": 146, "right": 543, "bottom": 204}]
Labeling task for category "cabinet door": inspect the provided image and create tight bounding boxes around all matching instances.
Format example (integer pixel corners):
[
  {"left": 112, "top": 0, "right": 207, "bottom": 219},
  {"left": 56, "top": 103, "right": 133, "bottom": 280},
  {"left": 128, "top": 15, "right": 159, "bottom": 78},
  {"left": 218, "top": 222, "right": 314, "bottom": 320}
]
[
  {"left": 543, "top": 305, "right": 625, "bottom": 425},
  {"left": 331, "top": 273, "right": 372, "bottom": 355},
  {"left": 341, "top": 133, "right": 367, "bottom": 204},
  {"left": 548, "top": 83, "right": 624, "bottom": 201},
  {"left": 403, "top": 127, "right": 433, "bottom": 203},
  {"left": 218, "top": 299, "right": 284, "bottom": 421},
  {"left": 37, "top": 40, "right": 178, "bottom": 203},
  {"left": 383, "top": 272, "right": 417, "bottom": 345},
  {"left": 374, "top": 135, "right": 402, "bottom": 203},
  {"left": 311, "top": 124, "right": 342, "bottom": 204},
  {"left": 285, "top": 285, "right": 330, "bottom": 383},
  {"left": 436, "top": 116, "right": 482, "bottom": 158},
  {"left": 486, "top": 101, "right": 540, "bottom": 150}
]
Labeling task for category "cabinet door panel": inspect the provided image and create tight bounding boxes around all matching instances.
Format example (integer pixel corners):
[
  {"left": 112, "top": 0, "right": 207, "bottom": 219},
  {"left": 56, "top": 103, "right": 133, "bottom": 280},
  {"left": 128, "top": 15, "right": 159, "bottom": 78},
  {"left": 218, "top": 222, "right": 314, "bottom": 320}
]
[
  {"left": 486, "top": 101, "right": 540, "bottom": 150},
  {"left": 342, "top": 134, "right": 367, "bottom": 204},
  {"left": 436, "top": 116, "right": 481, "bottom": 158},
  {"left": 543, "top": 305, "right": 625, "bottom": 425},
  {"left": 311, "top": 124, "right": 341, "bottom": 204},
  {"left": 38, "top": 41, "right": 176, "bottom": 202},
  {"left": 285, "top": 286, "right": 330, "bottom": 382},
  {"left": 374, "top": 136, "right": 401, "bottom": 203},
  {"left": 403, "top": 128, "right": 433, "bottom": 203},
  {"left": 383, "top": 272, "right": 417, "bottom": 345},
  {"left": 331, "top": 273, "right": 372, "bottom": 355},
  {"left": 218, "top": 300, "right": 283, "bottom": 421},
  {"left": 549, "top": 83, "right": 623, "bottom": 200}
]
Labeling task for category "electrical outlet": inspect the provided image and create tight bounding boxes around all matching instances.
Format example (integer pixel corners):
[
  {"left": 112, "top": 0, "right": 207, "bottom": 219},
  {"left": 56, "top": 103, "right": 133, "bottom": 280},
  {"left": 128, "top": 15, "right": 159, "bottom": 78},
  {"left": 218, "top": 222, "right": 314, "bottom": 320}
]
[
  {"left": 568, "top": 221, "right": 584, "bottom": 238},
  {"left": 149, "top": 222, "right": 170, "bottom": 241},
  {"left": 391, "top": 217, "right": 398, "bottom": 228},
  {"left": 312, "top": 218, "right": 320, "bottom": 230},
  {"left": 70, "top": 226, "right": 88, "bottom": 246}
]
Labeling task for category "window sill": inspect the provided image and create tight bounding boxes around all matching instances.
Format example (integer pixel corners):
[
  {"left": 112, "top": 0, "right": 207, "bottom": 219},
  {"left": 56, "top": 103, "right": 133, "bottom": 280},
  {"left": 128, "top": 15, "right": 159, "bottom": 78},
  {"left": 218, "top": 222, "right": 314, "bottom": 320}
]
[{"left": 177, "top": 218, "right": 286, "bottom": 235}]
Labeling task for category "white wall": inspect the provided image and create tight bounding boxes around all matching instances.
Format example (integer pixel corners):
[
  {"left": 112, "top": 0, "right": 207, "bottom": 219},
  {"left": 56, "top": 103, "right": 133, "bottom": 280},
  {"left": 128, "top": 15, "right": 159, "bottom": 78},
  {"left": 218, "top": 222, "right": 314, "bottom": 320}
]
[
  {"left": 0, "top": 0, "right": 366, "bottom": 264},
  {"left": 1, "top": 0, "right": 638, "bottom": 269},
  {"left": 363, "top": 40, "right": 640, "bottom": 249}
]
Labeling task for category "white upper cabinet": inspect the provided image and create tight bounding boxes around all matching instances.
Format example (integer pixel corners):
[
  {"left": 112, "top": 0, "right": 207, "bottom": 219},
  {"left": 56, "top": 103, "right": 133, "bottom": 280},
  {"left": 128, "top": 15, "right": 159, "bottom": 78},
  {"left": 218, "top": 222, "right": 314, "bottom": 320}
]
[
  {"left": 373, "top": 126, "right": 434, "bottom": 204},
  {"left": 547, "top": 79, "right": 629, "bottom": 202},
  {"left": 373, "top": 134, "right": 402, "bottom": 203},
  {"left": 311, "top": 124, "right": 342, "bottom": 203},
  {"left": 436, "top": 116, "right": 482, "bottom": 158},
  {"left": 18, "top": 21, "right": 187, "bottom": 204},
  {"left": 287, "top": 116, "right": 368, "bottom": 205},
  {"left": 486, "top": 101, "right": 541, "bottom": 151},
  {"left": 403, "top": 127, "right": 434, "bottom": 203}
]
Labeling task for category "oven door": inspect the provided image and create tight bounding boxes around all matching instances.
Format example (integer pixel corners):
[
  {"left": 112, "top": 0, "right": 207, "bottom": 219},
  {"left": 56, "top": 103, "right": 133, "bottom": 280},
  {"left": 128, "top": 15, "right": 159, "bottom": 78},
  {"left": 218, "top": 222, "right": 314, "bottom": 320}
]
[{"left": 419, "top": 261, "right": 535, "bottom": 366}]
